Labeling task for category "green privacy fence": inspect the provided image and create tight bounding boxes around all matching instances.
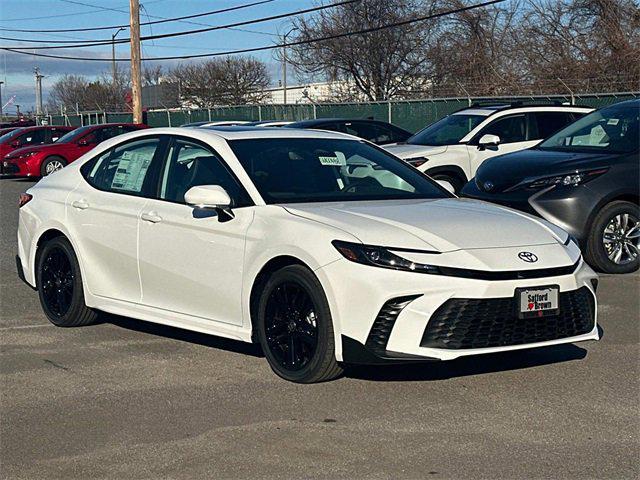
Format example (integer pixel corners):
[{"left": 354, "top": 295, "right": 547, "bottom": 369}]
[{"left": 47, "top": 92, "right": 639, "bottom": 133}]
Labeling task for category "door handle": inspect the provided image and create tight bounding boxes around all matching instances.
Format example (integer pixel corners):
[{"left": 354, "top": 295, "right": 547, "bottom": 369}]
[
  {"left": 71, "top": 199, "right": 89, "bottom": 210},
  {"left": 141, "top": 211, "right": 163, "bottom": 223}
]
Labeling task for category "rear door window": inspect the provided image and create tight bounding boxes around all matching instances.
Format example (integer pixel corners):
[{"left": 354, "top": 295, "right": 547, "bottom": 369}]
[
  {"left": 531, "top": 112, "right": 576, "bottom": 139},
  {"left": 16, "top": 129, "right": 47, "bottom": 147},
  {"left": 81, "top": 137, "right": 163, "bottom": 197}
]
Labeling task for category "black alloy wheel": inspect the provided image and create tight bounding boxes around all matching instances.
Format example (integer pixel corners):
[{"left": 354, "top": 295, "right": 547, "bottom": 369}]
[
  {"left": 37, "top": 236, "right": 97, "bottom": 327},
  {"left": 257, "top": 265, "right": 342, "bottom": 383},
  {"left": 40, "top": 245, "right": 74, "bottom": 317},
  {"left": 264, "top": 281, "right": 319, "bottom": 371}
]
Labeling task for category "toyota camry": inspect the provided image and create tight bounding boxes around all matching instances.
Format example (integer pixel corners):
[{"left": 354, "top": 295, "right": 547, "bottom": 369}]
[{"left": 16, "top": 127, "right": 600, "bottom": 382}]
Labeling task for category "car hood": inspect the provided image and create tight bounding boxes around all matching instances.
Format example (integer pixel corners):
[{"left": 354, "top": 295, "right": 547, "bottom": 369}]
[
  {"left": 283, "top": 198, "right": 566, "bottom": 252},
  {"left": 5, "top": 143, "right": 64, "bottom": 158},
  {"left": 474, "top": 148, "right": 616, "bottom": 192},
  {"left": 383, "top": 143, "right": 448, "bottom": 159}
]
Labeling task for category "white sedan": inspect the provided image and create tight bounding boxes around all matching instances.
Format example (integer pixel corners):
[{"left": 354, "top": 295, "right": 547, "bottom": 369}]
[{"left": 16, "top": 127, "right": 600, "bottom": 382}]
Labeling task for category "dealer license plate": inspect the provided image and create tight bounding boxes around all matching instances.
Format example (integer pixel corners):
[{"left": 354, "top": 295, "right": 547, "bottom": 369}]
[{"left": 517, "top": 286, "right": 559, "bottom": 318}]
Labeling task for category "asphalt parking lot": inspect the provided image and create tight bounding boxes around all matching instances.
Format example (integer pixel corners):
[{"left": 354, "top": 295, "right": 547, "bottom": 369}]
[{"left": 1, "top": 176, "right": 638, "bottom": 480}]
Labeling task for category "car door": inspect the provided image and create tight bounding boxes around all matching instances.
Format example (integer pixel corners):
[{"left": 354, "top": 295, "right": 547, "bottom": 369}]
[
  {"left": 466, "top": 113, "right": 539, "bottom": 176},
  {"left": 137, "top": 136, "right": 255, "bottom": 325},
  {"left": 67, "top": 135, "right": 165, "bottom": 302}
]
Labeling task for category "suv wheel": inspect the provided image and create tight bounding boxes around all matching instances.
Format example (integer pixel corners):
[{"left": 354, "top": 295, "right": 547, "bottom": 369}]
[
  {"left": 432, "top": 173, "right": 464, "bottom": 193},
  {"left": 256, "top": 265, "right": 343, "bottom": 383},
  {"left": 585, "top": 201, "right": 639, "bottom": 274}
]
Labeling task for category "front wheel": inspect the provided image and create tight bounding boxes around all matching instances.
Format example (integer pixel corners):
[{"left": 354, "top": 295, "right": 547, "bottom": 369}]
[
  {"left": 37, "top": 236, "right": 97, "bottom": 326},
  {"left": 40, "top": 156, "right": 67, "bottom": 176},
  {"left": 256, "top": 265, "right": 343, "bottom": 383},
  {"left": 431, "top": 173, "right": 464, "bottom": 193},
  {"left": 585, "top": 201, "right": 639, "bottom": 274}
]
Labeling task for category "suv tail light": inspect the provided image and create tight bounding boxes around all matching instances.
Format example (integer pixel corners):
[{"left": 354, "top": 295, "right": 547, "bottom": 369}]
[{"left": 18, "top": 193, "right": 32, "bottom": 208}]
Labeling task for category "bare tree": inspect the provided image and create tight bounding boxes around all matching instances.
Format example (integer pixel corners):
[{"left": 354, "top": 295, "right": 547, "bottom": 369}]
[
  {"left": 287, "top": 0, "right": 440, "bottom": 101},
  {"left": 169, "top": 57, "right": 270, "bottom": 107},
  {"left": 517, "top": 0, "right": 640, "bottom": 93},
  {"left": 142, "top": 65, "right": 164, "bottom": 86},
  {"left": 426, "top": 0, "right": 523, "bottom": 96},
  {"left": 47, "top": 72, "right": 130, "bottom": 112}
]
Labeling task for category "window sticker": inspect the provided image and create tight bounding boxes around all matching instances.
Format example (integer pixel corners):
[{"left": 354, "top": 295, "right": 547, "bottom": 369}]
[
  {"left": 318, "top": 151, "right": 346, "bottom": 166},
  {"left": 110, "top": 149, "right": 153, "bottom": 192},
  {"left": 607, "top": 118, "right": 620, "bottom": 126}
]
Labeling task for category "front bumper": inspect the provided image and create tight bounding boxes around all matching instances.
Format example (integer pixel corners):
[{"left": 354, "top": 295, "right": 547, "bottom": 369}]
[
  {"left": 318, "top": 254, "right": 599, "bottom": 364},
  {"left": 1, "top": 158, "right": 39, "bottom": 177}
]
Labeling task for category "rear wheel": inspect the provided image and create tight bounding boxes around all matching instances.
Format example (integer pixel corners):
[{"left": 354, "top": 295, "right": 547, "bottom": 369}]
[
  {"left": 256, "top": 265, "right": 343, "bottom": 383},
  {"left": 585, "top": 201, "right": 639, "bottom": 274},
  {"left": 37, "top": 236, "right": 97, "bottom": 326},
  {"left": 40, "top": 156, "right": 67, "bottom": 176}
]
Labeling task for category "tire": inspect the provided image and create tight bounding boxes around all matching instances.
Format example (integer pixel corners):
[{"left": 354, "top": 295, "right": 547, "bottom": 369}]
[
  {"left": 256, "top": 265, "right": 343, "bottom": 383},
  {"left": 36, "top": 236, "right": 97, "bottom": 327},
  {"left": 585, "top": 201, "right": 639, "bottom": 274},
  {"left": 432, "top": 173, "right": 464, "bottom": 193},
  {"left": 40, "top": 156, "right": 67, "bottom": 177}
]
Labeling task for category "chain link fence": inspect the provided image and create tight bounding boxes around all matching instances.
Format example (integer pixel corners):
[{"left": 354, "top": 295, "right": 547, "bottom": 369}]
[{"left": 46, "top": 92, "right": 639, "bottom": 133}]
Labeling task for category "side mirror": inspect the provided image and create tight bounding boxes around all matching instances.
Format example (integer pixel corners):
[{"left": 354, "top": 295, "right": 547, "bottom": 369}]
[
  {"left": 185, "top": 185, "right": 234, "bottom": 218},
  {"left": 435, "top": 179, "right": 456, "bottom": 194},
  {"left": 478, "top": 134, "right": 500, "bottom": 149}
]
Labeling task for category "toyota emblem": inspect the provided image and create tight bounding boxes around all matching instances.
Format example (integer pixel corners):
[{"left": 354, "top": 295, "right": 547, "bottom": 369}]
[
  {"left": 518, "top": 252, "right": 538, "bottom": 263},
  {"left": 483, "top": 181, "right": 494, "bottom": 192}
]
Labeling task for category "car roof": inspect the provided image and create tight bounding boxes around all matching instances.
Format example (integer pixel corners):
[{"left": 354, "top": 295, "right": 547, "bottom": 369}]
[
  {"left": 452, "top": 103, "right": 593, "bottom": 117},
  {"left": 135, "top": 126, "right": 358, "bottom": 141},
  {"left": 285, "top": 118, "right": 391, "bottom": 128}
]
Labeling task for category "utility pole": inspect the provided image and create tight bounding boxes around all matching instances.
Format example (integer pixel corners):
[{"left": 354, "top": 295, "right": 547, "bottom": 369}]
[
  {"left": 282, "top": 27, "right": 298, "bottom": 105},
  {"left": 0, "top": 81, "right": 4, "bottom": 122},
  {"left": 34, "top": 67, "right": 44, "bottom": 118},
  {"left": 112, "top": 27, "right": 125, "bottom": 87},
  {"left": 129, "top": 0, "right": 143, "bottom": 124},
  {"left": 15, "top": 104, "right": 20, "bottom": 117}
]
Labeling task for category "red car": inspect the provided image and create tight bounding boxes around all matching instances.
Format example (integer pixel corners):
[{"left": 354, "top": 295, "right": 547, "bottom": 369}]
[
  {"left": 2, "top": 123, "right": 148, "bottom": 177},
  {"left": 0, "top": 126, "right": 75, "bottom": 166}
]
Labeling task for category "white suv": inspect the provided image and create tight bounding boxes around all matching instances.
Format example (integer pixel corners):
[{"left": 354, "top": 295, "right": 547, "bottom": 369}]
[{"left": 385, "top": 104, "right": 593, "bottom": 191}]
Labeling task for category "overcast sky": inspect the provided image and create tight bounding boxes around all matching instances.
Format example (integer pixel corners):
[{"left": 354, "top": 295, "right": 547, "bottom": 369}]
[{"left": 1, "top": 0, "right": 315, "bottom": 113}]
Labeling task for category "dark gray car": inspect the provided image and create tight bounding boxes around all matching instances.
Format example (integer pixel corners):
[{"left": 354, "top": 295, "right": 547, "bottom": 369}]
[{"left": 461, "top": 99, "right": 639, "bottom": 274}]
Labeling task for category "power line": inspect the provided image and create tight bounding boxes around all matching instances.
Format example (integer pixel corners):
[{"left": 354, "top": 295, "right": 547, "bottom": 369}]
[
  {"left": 0, "top": 0, "right": 357, "bottom": 49},
  {"left": 0, "top": 0, "right": 276, "bottom": 35},
  {"left": 1, "top": 0, "right": 505, "bottom": 62}
]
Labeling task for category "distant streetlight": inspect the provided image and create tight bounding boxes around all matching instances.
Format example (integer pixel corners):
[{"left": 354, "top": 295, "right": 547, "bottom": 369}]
[
  {"left": 0, "top": 81, "right": 4, "bottom": 121},
  {"left": 282, "top": 26, "right": 298, "bottom": 105},
  {"left": 112, "top": 27, "right": 126, "bottom": 86}
]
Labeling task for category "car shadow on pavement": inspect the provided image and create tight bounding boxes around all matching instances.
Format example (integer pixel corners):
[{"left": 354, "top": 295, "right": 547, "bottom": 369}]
[
  {"left": 105, "top": 314, "right": 264, "bottom": 358},
  {"left": 343, "top": 344, "right": 588, "bottom": 382}
]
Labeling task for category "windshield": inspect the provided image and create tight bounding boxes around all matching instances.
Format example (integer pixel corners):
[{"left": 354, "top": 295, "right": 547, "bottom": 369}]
[
  {"left": 56, "top": 126, "right": 91, "bottom": 143},
  {"left": 229, "top": 138, "right": 450, "bottom": 204},
  {"left": 0, "top": 128, "right": 25, "bottom": 143},
  {"left": 539, "top": 103, "right": 639, "bottom": 154},
  {"left": 407, "top": 114, "right": 485, "bottom": 146}
]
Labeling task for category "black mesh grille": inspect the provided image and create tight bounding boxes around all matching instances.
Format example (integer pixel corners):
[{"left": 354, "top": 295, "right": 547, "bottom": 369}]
[
  {"left": 366, "top": 295, "right": 421, "bottom": 355},
  {"left": 420, "top": 287, "right": 595, "bottom": 350}
]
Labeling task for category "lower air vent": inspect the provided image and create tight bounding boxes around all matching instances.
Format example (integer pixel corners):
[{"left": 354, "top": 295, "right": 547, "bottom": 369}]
[{"left": 365, "top": 295, "right": 421, "bottom": 356}]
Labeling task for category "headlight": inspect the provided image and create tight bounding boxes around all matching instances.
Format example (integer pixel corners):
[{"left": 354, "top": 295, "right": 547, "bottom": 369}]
[
  {"left": 332, "top": 240, "right": 440, "bottom": 274},
  {"left": 9, "top": 151, "right": 38, "bottom": 161},
  {"left": 527, "top": 168, "right": 608, "bottom": 189},
  {"left": 405, "top": 157, "right": 428, "bottom": 168}
]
